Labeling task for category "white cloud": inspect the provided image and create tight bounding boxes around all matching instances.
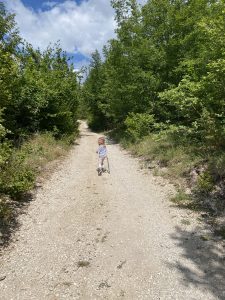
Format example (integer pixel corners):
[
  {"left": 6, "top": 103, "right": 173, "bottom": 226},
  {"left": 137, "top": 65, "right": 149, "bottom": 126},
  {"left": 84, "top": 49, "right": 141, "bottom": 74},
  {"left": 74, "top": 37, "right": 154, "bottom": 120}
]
[
  {"left": 5, "top": 0, "right": 116, "bottom": 58},
  {"left": 5, "top": 0, "right": 147, "bottom": 69},
  {"left": 137, "top": 0, "right": 148, "bottom": 5},
  {"left": 43, "top": 1, "right": 58, "bottom": 9}
]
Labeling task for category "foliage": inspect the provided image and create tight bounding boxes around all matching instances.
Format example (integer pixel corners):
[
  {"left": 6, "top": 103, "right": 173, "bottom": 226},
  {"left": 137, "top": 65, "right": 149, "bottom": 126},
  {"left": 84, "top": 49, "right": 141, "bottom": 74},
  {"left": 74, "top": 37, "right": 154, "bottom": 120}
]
[
  {"left": 0, "top": 3, "right": 80, "bottom": 224},
  {"left": 208, "top": 153, "right": 225, "bottom": 180},
  {"left": 0, "top": 132, "right": 73, "bottom": 200},
  {"left": 82, "top": 0, "right": 225, "bottom": 146},
  {"left": 0, "top": 197, "right": 12, "bottom": 226},
  {"left": 170, "top": 190, "right": 192, "bottom": 205},
  {"left": 81, "top": 0, "right": 225, "bottom": 201},
  {"left": 81, "top": 50, "right": 111, "bottom": 130},
  {"left": 196, "top": 171, "right": 215, "bottom": 194},
  {"left": 3, "top": 44, "right": 79, "bottom": 139},
  {"left": 0, "top": 157, "right": 35, "bottom": 198},
  {"left": 0, "top": 3, "right": 79, "bottom": 140},
  {"left": 125, "top": 112, "right": 155, "bottom": 141}
]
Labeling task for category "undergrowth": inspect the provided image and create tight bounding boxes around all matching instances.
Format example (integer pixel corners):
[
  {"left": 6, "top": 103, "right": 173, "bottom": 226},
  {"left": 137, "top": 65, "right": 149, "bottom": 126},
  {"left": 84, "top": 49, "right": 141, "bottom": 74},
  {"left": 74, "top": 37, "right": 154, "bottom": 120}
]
[
  {"left": 129, "top": 135, "right": 201, "bottom": 179},
  {"left": 110, "top": 127, "right": 225, "bottom": 220},
  {"left": 0, "top": 132, "right": 77, "bottom": 236}
]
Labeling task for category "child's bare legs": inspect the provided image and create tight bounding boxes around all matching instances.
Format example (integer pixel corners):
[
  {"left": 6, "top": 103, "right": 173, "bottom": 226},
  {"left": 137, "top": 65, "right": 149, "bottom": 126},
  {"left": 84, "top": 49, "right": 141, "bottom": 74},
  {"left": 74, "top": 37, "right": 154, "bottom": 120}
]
[{"left": 98, "top": 156, "right": 106, "bottom": 169}]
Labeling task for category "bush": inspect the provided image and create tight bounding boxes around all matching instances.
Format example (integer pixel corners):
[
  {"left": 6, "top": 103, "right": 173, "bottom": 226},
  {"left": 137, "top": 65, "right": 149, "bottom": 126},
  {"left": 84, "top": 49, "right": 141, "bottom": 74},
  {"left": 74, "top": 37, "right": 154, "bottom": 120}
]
[
  {"left": 0, "top": 141, "right": 11, "bottom": 166},
  {"left": 170, "top": 190, "right": 191, "bottom": 204},
  {"left": 0, "top": 197, "right": 12, "bottom": 226},
  {"left": 0, "top": 150, "right": 35, "bottom": 198},
  {"left": 0, "top": 132, "right": 76, "bottom": 199},
  {"left": 124, "top": 113, "right": 155, "bottom": 142},
  {"left": 208, "top": 153, "right": 225, "bottom": 180},
  {"left": 196, "top": 171, "right": 215, "bottom": 194}
]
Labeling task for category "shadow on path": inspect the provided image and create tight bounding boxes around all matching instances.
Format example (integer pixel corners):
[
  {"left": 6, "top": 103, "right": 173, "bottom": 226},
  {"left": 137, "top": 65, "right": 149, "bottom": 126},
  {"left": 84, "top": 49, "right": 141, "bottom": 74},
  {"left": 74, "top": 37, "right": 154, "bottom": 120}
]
[
  {"left": 169, "top": 226, "right": 225, "bottom": 299},
  {"left": 0, "top": 192, "right": 34, "bottom": 250}
]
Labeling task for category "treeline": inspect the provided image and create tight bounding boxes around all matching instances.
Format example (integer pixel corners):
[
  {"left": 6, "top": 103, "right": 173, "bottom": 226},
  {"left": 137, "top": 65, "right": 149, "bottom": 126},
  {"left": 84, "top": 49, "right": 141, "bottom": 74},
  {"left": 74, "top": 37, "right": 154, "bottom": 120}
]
[
  {"left": 0, "top": 3, "right": 79, "bottom": 140},
  {"left": 82, "top": 0, "right": 225, "bottom": 204},
  {"left": 83, "top": 0, "right": 225, "bottom": 142},
  {"left": 0, "top": 2, "right": 79, "bottom": 226}
]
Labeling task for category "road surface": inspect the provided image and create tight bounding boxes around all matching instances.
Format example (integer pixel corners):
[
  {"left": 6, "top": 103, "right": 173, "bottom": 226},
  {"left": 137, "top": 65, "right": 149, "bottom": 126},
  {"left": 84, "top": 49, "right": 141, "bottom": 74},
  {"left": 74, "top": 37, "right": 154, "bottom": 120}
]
[{"left": 1, "top": 122, "right": 225, "bottom": 299}]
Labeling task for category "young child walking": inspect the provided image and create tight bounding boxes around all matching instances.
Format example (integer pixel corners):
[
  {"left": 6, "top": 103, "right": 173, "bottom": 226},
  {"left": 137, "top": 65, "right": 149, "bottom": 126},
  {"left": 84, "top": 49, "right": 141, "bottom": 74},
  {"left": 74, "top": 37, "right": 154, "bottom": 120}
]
[{"left": 96, "top": 136, "right": 107, "bottom": 175}]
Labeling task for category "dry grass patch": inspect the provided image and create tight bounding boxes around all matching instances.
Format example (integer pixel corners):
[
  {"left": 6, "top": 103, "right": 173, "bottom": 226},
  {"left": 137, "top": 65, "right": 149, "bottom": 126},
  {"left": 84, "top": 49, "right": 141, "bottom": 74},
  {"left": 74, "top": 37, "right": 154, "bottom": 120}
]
[
  {"left": 128, "top": 134, "right": 202, "bottom": 183},
  {"left": 0, "top": 132, "right": 77, "bottom": 244}
]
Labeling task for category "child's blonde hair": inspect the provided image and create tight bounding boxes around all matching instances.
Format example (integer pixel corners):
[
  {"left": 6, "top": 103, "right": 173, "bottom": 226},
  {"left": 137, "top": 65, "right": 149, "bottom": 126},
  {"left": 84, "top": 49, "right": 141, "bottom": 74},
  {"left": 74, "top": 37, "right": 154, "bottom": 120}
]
[{"left": 98, "top": 137, "right": 105, "bottom": 145}]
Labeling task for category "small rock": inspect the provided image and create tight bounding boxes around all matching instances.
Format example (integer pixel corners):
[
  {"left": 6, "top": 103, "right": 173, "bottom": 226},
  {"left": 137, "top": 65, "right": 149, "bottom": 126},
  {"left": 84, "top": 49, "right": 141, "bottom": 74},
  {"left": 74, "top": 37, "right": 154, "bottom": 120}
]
[
  {"left": 117, "top": 260, "right": 126, "bottom": 269},
  {"left": 77, "top": 260, "right": 90, "bottom": 268},
  {"left": 98, "top": 280, "right": 111, "bottom": 289},
  {"left": 0, "top": 275, "right": 6, "bottom": 281}
]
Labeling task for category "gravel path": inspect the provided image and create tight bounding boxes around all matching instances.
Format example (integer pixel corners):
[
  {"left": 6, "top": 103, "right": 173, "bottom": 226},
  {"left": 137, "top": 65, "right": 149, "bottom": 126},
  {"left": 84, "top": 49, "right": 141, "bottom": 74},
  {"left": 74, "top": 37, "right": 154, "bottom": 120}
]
[{"left": 1, "top": 122, "right": 225, "bottom": 300}]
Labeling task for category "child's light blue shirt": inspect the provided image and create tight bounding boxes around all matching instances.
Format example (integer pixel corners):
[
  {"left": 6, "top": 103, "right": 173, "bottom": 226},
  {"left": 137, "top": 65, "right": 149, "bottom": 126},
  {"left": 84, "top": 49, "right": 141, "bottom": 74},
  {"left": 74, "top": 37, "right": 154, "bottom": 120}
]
[{"left": 97, "top": 145, "right": 107, "bottom": 157}]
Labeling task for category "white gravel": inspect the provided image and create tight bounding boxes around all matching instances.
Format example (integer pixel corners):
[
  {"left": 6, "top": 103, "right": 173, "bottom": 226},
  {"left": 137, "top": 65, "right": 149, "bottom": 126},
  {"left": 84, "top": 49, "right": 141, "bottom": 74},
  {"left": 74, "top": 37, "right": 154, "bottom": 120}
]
[{"left": 0, "top": 122, "right": 225, "bottom": 300}]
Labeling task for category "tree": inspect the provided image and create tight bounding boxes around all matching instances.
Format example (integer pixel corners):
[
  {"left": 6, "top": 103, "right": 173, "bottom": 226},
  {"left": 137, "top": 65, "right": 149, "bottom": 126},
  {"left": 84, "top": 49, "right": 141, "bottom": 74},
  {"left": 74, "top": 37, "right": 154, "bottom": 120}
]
[
  {"left": 82, "top": 50, "right": 110, "bottom": 130},
  {"left": 84, "top": 0, "right": 225, "bottom": 151}
]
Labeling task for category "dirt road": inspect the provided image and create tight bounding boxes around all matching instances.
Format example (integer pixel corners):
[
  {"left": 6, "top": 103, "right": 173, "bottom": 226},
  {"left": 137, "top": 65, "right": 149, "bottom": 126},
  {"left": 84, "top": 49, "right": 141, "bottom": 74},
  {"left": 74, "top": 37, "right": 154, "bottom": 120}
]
[{"left": 1, "top": 122, "right": 225, "bottom": 300}]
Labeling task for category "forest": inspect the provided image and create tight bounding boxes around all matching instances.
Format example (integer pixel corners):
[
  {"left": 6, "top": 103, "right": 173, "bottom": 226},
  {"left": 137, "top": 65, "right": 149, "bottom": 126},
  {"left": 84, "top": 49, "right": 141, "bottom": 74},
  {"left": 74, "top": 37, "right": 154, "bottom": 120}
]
[
  {"left": 82, "top": 0, "right": 225, "bottom": 209},
  {"left": 0, "top": 2, "right": 79, "bottom": 226}
]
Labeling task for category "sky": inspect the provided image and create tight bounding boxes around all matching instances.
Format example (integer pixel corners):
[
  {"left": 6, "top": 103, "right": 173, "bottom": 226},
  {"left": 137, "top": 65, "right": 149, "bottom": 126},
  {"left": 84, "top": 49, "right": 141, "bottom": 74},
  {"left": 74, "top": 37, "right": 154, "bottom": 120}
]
[{"left": 4, "top": 0, "right": 146, "bottom": 70}]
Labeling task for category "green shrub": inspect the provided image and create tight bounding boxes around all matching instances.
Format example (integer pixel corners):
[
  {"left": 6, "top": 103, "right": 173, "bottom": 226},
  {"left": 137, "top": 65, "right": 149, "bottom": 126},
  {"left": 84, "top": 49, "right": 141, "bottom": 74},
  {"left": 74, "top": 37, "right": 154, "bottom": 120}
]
[
  {"left": 0, "top": 120, "right": 7, "bottom": 140},
  {"left": 170, "top": 190, "right": 191, "bottom": 204},
  {"left": 0, "top": 197, "right": 12, "bottom": 226},
  {"left": 208, "top": 153, "right": 225, "bottom": 180},
  {"left": 196, "top": 171, "right": 214, "bottom": 194},
  {"left": 0, "top": 110, "right": 11, "bottom": 166},
  {"left": 0, "top": 150, "right": 35, "bottom": 198},
  {"left": 0, "top": 141, "right": 11, "bottom": 166},
  {"left": 129, "top": 132, "right": 200, "bottom": 176},
  {"left": 0, "top": 132, "right": 75, "bottom": 199},
  {"left": 125, "top": 113, "right": 155, "bottom": 142}
]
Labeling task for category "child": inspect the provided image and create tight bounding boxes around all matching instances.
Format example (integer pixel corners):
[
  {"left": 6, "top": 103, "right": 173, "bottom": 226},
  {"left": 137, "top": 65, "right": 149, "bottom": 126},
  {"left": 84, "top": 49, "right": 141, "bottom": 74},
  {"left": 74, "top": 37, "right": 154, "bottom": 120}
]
[{"left": 96, "top": 137, "right": 107, "bottom": 175}]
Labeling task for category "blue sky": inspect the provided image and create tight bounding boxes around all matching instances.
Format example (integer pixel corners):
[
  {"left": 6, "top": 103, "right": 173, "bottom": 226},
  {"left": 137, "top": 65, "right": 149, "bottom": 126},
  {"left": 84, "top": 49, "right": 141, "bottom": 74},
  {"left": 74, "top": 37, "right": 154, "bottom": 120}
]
[
  {"left": 5, "top": 0, "right": 146, "bottom": 70},
  {"left": 22, "top": 0, "right": 83, "bottom": 11}
]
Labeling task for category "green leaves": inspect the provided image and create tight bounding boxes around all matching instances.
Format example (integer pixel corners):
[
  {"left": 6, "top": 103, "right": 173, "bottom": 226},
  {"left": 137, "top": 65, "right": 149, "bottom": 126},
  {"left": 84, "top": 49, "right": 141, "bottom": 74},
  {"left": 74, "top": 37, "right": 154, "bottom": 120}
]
[
  {"left": 82, "top": 0, "right": 225, "bottom": 151},
  {"left": 125, "top": 113, "right": 155, "bottom": 141},
  {"left": 0, "top": 2, "right": 80, "bottom": 200}
]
